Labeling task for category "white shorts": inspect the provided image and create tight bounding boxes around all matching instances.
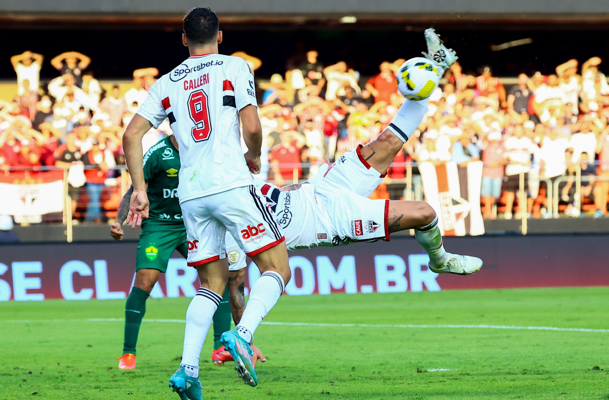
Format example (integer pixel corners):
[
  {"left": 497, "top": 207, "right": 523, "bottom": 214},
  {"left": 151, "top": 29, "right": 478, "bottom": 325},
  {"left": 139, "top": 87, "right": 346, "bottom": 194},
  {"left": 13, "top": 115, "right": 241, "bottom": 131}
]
[
  {"left": 226, "top": 232, "right": 248, "bottom": 271},
  {"left": 315, "top": 146, "right": 390, "bottom": 244},
  {"left": 182, "top": 185, "right": 284, "bottom": 267}
]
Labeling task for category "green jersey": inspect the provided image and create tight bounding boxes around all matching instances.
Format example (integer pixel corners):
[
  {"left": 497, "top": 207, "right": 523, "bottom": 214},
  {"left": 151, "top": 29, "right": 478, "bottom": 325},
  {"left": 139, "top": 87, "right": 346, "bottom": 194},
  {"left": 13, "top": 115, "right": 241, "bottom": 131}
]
[{"left": 142, "top": 136, "right": 182, "bottom": 226}]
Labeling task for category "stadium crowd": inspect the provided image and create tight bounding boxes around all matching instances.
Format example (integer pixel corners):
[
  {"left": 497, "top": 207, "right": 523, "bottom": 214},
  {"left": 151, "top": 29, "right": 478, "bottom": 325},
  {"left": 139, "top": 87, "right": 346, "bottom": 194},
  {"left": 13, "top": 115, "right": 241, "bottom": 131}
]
[{"left": 2, "top": 49, "right": 609, "bottom": 222}]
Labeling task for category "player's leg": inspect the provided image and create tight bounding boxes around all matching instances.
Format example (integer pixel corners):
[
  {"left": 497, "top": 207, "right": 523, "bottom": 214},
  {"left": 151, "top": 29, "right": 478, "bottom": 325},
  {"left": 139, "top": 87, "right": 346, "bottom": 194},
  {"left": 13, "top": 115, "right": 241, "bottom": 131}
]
[
  {"left": 169, "top": 199, "right": 227, "bottom": 400},
  {"left": 386, "top": 200, "right": 482, "bottom": 275},
  {"left": 218, "top": 186, "right": 290, "bottom": 387},
  {"left": 118, "top": 226, "right": 174, "bottom": 369},
  {"left": 211, "top": 286, "right": 231, "bottom": 365},
  {"left": 212, "top": 233, "right": 248, "bottom": 365},
  {"left": 359, "top": 29, "right": 456, "bottom": 174}
]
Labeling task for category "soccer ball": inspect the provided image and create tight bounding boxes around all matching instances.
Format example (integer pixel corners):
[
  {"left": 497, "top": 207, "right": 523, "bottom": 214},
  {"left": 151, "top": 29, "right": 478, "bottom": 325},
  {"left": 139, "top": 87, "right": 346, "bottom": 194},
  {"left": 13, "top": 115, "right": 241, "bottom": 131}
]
[{"left": 396, "top": 57, "right": 441, "bottom": 101}]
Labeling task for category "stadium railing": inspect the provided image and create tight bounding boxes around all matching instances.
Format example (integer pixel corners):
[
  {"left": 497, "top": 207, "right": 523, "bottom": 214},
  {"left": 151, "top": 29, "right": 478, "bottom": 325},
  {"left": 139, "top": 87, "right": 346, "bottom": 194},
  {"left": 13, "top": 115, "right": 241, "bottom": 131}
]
[{"left": 1, "top": 161, "right": 606, "bottom": 241}]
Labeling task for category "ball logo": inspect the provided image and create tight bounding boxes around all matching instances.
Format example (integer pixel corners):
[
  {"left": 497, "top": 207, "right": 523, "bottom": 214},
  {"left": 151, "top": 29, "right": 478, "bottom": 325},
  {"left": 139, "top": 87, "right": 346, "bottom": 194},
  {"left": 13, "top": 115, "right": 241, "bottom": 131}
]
[
  {"left": 187, "top": 240, "right": 199, "bottom": 251},
  {"left": 228, "top": 250, "right": 241, "bottom": 264},
  {"left": 241, "top": 224, "right": 266, "bottom": 239}
]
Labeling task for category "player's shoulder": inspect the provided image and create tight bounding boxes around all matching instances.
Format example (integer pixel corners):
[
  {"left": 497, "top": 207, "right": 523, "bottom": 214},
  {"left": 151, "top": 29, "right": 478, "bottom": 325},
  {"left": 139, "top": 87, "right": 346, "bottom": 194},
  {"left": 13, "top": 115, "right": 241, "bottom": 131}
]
[{"left": 142, "top": 136, "right": 172, "bottom": 166}]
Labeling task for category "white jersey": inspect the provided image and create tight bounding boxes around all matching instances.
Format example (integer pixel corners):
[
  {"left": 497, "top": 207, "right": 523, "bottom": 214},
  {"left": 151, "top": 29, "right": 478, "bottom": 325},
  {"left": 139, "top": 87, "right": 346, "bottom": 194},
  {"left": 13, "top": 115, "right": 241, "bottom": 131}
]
[
  {"left": 256, "top": 181, "right": 333, "bottom": 250},
  {"left": 137, "top": 54, "right": 258, "bottom": 203}
]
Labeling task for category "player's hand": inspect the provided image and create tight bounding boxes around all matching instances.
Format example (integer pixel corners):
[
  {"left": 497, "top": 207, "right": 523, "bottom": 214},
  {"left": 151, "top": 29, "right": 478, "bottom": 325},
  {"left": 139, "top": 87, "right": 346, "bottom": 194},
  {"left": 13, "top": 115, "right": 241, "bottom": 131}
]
[
  {"left": 244, "top": 151, "right": 261, "bottom": 174},
  {"left": 126, "top": 189, "right": 149, "bottom": 229},
  {"left": 110, "top": 222, "right": 124, "bottom": 241},
  {"left": 250, "top": 344, "right": 266, "bottom": 368}
]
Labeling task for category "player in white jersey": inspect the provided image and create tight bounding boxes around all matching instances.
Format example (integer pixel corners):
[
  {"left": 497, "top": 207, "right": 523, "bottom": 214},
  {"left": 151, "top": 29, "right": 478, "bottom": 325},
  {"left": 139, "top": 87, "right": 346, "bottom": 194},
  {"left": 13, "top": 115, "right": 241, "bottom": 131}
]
[{"left": 123, "top": 7, "right": 291, "bottom": 399}]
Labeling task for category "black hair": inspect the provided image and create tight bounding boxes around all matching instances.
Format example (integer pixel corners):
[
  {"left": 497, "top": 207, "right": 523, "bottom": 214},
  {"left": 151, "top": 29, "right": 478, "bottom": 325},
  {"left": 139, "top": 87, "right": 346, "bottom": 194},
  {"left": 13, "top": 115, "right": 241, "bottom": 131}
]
[
  {"left": 183, "top": 7, "right": 219, "bottom": 45},
  {"left": 112, "top": 84, "right": 120, "bottom": 90}
]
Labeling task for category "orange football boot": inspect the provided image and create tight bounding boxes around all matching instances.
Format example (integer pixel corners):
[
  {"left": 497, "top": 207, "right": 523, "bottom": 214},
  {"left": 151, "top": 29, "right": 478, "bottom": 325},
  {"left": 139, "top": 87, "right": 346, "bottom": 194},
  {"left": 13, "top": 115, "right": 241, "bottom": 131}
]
[
  {"left": 212, "top": 346, "right": 233, "bottom": 365},
  {"left": 117, "top": 353, "right": 136, "bottom": 370}
]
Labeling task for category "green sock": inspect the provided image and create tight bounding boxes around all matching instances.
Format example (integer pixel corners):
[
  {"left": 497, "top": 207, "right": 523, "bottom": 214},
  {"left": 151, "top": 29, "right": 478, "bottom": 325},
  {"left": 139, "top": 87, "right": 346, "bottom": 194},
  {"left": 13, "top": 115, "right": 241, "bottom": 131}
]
[
  {"left": 123, "top": 286, "right": 150, "bottom": 356},
  {"left": 212, "top": 286, "right": 231, "bottom": 350}
]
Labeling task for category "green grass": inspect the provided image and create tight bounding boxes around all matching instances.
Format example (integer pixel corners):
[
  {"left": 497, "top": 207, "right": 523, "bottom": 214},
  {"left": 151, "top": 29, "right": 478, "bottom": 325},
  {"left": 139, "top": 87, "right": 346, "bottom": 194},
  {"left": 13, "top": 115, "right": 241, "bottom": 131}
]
[{"left": 1, "top": 287, "right": 608, "bottom": 399}]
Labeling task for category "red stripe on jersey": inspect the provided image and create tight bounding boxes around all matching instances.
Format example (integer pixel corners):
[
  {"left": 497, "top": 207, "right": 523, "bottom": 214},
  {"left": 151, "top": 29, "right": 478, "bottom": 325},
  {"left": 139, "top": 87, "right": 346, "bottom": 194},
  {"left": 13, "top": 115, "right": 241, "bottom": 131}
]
[
  {"left": 189, "top": 53, "right": 213, "bottom": 58},
  {"left": 161, "top": 97, "right": 171, "bottom": 110},
  {"left": 260, "top": 184, "right": 271, "bottom": 195},
  {"left": 223, "top": 80, "right": 234, "bottom": 91}
]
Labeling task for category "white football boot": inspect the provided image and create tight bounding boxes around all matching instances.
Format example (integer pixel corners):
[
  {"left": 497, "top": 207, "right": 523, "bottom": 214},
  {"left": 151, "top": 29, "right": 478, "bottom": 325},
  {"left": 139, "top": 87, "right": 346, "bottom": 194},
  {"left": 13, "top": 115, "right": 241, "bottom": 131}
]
[
  {"left": 429, "top": 253, "right": 483, "bottom": 275},
  {"left": 421, "top": 28, "right": 458, "bottom": 71}
]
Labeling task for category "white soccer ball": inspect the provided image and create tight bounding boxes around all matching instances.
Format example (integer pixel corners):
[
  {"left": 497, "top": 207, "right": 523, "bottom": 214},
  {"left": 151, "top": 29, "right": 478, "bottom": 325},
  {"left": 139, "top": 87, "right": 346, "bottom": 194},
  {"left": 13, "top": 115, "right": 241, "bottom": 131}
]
[{"left": 396, "top": 57, "right": 441, "bottom": 101}]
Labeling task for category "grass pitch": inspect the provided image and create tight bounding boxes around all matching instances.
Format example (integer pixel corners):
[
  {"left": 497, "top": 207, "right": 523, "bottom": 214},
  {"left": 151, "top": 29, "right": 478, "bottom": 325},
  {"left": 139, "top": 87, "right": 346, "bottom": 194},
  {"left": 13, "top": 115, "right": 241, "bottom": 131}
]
[{"left": 1, "top": 287, "right": 608, "bottom": 399}]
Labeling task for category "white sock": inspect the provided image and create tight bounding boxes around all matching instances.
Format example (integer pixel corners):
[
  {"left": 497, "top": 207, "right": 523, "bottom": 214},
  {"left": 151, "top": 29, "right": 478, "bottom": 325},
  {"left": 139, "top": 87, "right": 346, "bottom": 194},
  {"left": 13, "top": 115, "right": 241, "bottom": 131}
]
[
  {"left": 180, "top": 287, "right": 222, "bottom": 377},
  {"left": 236, "top": 271, "right": 285, "bottom": 343},
  {"left": 387, "top": 97, "right": 430, "bottom": 143},
  {"left": 415, "top": 216, "right": 448, "bottom": 267}
]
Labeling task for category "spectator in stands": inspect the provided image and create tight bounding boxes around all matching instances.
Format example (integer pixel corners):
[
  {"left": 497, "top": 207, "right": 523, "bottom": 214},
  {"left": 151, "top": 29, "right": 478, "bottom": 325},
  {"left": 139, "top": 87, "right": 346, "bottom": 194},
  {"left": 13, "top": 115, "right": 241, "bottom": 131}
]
[
  {"left": 533, "top": 75, "right": 566, "bottom": 124},
  {"left": 16, "top": 79, "right": 38, "bottom": 122},
  {"left": 481, "top": 131, "right": 505, "bottom": 219},
  {"left": 562, "top": 150, "right": 595, "bottom": 217},
  {"left": 263, "top": 74, "right": 285, "bottom": 105},
  {"left": 36, "top": 122, "right": 60, "bottom": 166},
  {"left": 269, "top": 130, "right": 305, "bottom": 185},
  {"left": 570, "top": 116, "right": 598, "bottom": 162},
  {"left": 508, "top": 73, "right": 533, "bottom": 115},
  {"left": 582, "top": 57, "right": 606, "bottom": 98},
  {"left": 366, "top": 62, "right": 398, "bottom": 104},
  {"left": 11, "top": 51, "right": 43, "bottom": 95},
  {"left": 556, "top": 59, "right": 581, "bottom": 116},
  {"left": 299, "top": 50, "right": 325, "bottom": 94},
  {"left": 476, "top": 66, "right": 506, "bottom": 108},
  {"left": 324, "top": 61, "right": 360, "bottom": 101},
  {"left": 503, "top": 124, "right": 534, "bottom": 219},
  {"left": 55, "top": 132, "right": 85, "bottom": 214},
  {"left": 594, "top": 129, "right": 609, "bottom": 218},
  {"left": 124, "top": 77, "right": 148, "bottom": 109},
  {"left": 51, "top": 51, "right": 91, "bottom": 87},
  {"left": 451, "top": 131, "right": 480, "bottom": 166},
  {"left": 83, "top": 139, "right": 115, "bottom": 223},
  {"left": 99, "top": 85, "right": 128, "bottom": 127},
  {"left": 133, "top": 67, "right": 159, "bottom": 91},
  {"left": 415, "top": 130, "right": 451, "bottom": 164},
  {"left": 45, "top": 102, "right": 71, "bottom": 139},
  {"left": 48, "top": 74, "right": 86, "bottom": 108},
  {"left": 82, "top": 71, "right": 101, "bottom": 110},
  {"left": 32, "top": 95, "right": 53, "bottom": 130},
  {"left": 14, "top": 140, "right": 41, "bottom": 168},
  {"left": 539, "top": 126, "right": 570, "bottom": 214}
]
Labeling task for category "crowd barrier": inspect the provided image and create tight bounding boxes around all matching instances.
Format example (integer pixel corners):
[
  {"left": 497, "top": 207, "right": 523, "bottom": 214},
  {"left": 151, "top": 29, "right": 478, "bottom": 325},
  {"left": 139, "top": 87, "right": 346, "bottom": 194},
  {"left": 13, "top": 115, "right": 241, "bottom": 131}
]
[{"left": 0, "top": 234, "right": 607, "bottom": 301}]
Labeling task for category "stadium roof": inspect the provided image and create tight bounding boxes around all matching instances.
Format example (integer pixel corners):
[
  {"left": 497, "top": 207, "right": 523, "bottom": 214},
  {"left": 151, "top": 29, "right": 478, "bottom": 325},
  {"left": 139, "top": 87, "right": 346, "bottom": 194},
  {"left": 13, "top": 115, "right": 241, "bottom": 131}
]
[{"left": 1, "top": 0, "right": 609, "bottom": 28}]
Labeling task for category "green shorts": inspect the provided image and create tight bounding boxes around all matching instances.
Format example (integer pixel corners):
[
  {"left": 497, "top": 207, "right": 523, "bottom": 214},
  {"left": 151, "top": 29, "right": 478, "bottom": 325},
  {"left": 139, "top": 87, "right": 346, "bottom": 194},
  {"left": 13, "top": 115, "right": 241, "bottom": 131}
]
[{"left": 135, "top": 223, "right": 188, "bottom": 273}]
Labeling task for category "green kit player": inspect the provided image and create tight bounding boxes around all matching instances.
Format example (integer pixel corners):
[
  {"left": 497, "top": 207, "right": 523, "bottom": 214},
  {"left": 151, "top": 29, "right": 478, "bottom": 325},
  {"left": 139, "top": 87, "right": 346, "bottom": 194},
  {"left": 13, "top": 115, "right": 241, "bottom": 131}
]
[{"left": 111, "top": 135, "right": 233, "bottom": 369}]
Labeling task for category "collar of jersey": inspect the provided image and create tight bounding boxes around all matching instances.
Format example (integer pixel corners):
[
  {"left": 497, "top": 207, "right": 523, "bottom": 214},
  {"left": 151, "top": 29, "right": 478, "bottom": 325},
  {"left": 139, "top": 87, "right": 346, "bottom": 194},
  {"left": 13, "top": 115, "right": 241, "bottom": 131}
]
[{"left": 189, "top": 53, "right": 214, "bottom": 58}]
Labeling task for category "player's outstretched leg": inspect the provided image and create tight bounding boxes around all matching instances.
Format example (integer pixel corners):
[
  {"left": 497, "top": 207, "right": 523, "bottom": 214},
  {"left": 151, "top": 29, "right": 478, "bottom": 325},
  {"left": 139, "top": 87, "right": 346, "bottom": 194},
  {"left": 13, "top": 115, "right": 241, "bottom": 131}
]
[
  {"left": 169, "top": 260, "right": 228, "bottom": 400},
  {"left": 211, "top": 286, "right": 233, "bottom": 366},
  {"left": 387, "top": 201, "right": 483, "bottom": 275},
  {"left": 221, "top": 241, "right": 291, "bottom": 387},
  {"left": 359, "top": 27, "right": 458, "bottom": 174},
  {"left": 118, "top": 268, "right": 160, "bottom": 370}
]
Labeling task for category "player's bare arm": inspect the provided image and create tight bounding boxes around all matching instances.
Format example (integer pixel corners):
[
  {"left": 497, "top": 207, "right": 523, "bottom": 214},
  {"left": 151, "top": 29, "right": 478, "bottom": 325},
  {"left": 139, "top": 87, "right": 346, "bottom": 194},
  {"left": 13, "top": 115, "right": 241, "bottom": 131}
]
[
  {"left": 279, "top": 183, "right": 307, "bottom": 192},
  {"left": 123, "top": 114, "right": 153, "bottom": 228},
  {"left": 240, "top": 104, "right": 263, "bottom": 173},
  {"left": 110, "top": 186, "right": 134, "bottom": 241}
]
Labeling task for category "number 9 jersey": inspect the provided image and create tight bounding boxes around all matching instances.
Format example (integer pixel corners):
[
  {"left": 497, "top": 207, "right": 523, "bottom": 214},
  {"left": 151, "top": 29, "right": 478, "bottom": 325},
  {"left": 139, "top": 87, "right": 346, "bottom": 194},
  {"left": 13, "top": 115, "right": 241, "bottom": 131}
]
[{"left": 137, "top": 53, "right": 258, "bottom": 204}]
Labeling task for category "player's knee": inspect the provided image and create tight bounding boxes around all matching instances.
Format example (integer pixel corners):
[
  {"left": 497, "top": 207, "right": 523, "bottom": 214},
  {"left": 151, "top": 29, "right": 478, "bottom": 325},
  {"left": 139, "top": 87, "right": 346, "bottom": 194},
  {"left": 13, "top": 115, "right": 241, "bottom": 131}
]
[
  {"left": 134, "top": 271, "right": 158, "bottom": 292},
  {"left": 417, "top": 202, "right": 436, "bottom": 227}
]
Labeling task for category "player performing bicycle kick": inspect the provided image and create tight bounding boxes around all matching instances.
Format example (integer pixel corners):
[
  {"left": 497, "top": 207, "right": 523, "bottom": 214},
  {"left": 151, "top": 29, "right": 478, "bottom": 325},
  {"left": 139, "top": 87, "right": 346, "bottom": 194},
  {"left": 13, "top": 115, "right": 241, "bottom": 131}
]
[{"left": 121, "top": 24, "right": 482, "bottom": 398}]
